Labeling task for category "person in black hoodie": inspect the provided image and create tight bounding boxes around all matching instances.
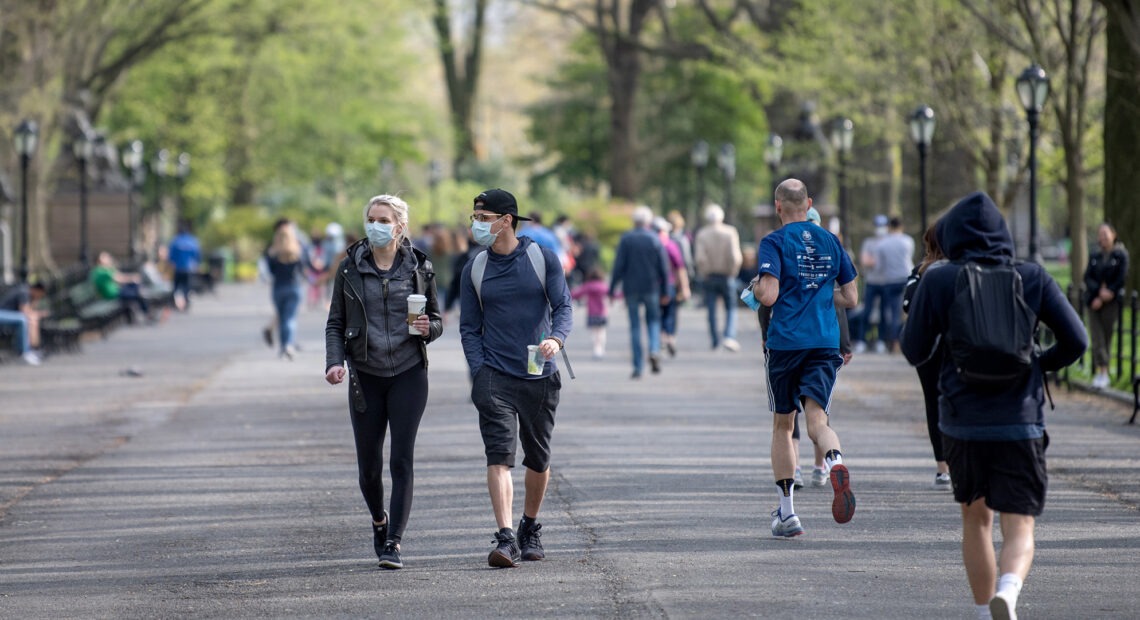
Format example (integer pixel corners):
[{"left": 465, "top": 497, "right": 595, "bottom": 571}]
[
  {"left": 901, "top": 192, "right": 1086, "bottom": 620},
  {"left": 1082, "top": 222, "right": 1128, "bottom": 389},
  {"left": 325, "top": 194, "right": 443, "bottom": 570}
]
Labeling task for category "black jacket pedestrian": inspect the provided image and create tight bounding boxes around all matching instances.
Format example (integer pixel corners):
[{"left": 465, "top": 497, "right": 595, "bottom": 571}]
[
  {"left": 1082, "top": 243, "right": 1128, "bottom": 307},
  {"left": 900, "top": 192, "right": 1086, "bottom": 441}
]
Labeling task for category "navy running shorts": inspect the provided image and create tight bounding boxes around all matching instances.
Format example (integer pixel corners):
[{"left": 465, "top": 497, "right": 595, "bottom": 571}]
[
  {"left": 765, "top": 348, "right": 843, "bottom": 414},
  {"left": 472, "top": 366, "right": 561, "bottom": 472},
  {"left": 943, "top": 433, "right": 1048, "bottom": 516}
]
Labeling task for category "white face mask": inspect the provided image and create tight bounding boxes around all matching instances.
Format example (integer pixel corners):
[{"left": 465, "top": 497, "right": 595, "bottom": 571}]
[
  {"left": 471, "top": 215, "right": 504, "bottom": 246},
  {"left": 365, "top": 222, "right": 395, "bottom": 247}
]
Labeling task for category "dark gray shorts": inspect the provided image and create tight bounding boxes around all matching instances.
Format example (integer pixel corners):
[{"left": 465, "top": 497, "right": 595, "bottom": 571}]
[{"left": 472, "top": 366, "right": 561, "bottom": 471}]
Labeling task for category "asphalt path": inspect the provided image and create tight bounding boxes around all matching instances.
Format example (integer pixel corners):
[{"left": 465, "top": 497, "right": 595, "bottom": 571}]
[{"left": 1, "top": 282, "right": 1137, "bottom": 618}]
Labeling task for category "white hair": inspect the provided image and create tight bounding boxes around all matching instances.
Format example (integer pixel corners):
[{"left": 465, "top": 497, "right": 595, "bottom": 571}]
[
  {"left": 704, "top": 204, "right": 725, "bottom": 224},
  {"left": 363, "top": 194, "right": 410, "bottom": 242},
  {"left": 632, "top": 205, "right": 654, "bottom": 226}
]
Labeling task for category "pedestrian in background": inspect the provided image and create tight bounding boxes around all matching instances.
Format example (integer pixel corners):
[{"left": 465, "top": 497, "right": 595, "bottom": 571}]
[
  {"left": 872, "top": 216, "right": 914, "bottom": 353},
  {"left": 1082, "top": 222, "right": 1128, "bottom": 389},
  {"left": 324, "top": 194, "right": 442, "bottom": 570},
  {"left": 459, "top": 188, "right": 572, "bottom": 568},
  {"left": 609, "top": 205, "right": 669, "bottom": 378},
  {"left": 572, "top": 265, "right": 612, "bottom": 359},
  {"left": 903, "top": 221, "right": 952, "bottom": 489},
  {"left": 753, "top": 179, "right": 859, "bottom": 538},
  {"left": 694, "top": 204, "right": 743, "bottom": 352},
  {"left": 855, "top": 214, "right": 888, "bottom": 353},
  {"left": 262, "top": 221, "right": 309, "bottom": 360},
  {"left": 901, "top": 192, "right": 1086, "bottom": 620},
  {"left": 654, "top": 216, "right": 690, "bottom": 358},
  {"left": 168, "top": 220, "right": 201, "bottom": 312}
]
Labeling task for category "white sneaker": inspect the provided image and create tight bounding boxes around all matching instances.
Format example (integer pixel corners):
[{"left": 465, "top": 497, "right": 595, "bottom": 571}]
[
  {"left": 1092, "top": 373, "right": 1108, "bottom": 389},
  {"left": 722, "top": 338, "right": 740, "bottom": 352},
  {"left": 810, "top": 467, "right": 829, "bottom": 487},
  {"left": 770, "top": 508, "right": 804, "bottom": 538},
  {"left": 934, "top": 472, "right": 952, "bottom": 489},
  {"left": 873, "top": 341, "right": 887, "bottom": 354},
  {"left": 793, "top": 467, "right": 804, "bottom": 490},
  {"left": 852, "top": 341, "right": 867, "bottom": 354},
  {"left": 21, "top": 351, "right": 41, "bottom": 366},
  {"left": 989, "top": 590, "right": 1018, "bottom": 620}
]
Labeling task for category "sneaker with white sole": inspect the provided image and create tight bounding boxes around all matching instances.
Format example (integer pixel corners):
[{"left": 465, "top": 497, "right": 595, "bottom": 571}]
[
  {"left": 770, "top": 508, "right": 804, "bottom": 538},
  {"left": 810, "top": 467, "right": 829, "bottom": 488},
  {"left": 722, "top": 338, "right": 740, "bottom": 352},
  {"left": 378, "top": 542, "right": 403, "bottom": 569},
  {"left": 934, "top": 472, "right": 952, "bottom": 489},
  {"left": 793, "top": 467, "right": 804, "bottom": 490}
]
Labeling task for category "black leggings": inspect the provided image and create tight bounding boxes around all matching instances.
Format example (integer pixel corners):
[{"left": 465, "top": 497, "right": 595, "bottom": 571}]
[
  {"left": 916, "top": 360, "right": 944, "bottom": 462},
  {"left": 351, "top": 365, "right": 428, "bottom": 544}
]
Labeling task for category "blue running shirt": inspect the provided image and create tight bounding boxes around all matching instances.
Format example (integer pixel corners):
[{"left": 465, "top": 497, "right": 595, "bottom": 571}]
[{"left": 757, "top": 221, "right": 857, "bottom": 351}]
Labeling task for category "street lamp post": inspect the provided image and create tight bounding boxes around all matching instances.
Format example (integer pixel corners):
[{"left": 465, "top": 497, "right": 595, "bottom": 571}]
[
  {"left": 428, "top": 159, "right": 442, "bottom": 224},
  {"left": 74, "top": 133, "right": 95, "bottom": 266},
  {"left": 14, "top": 120, "right": 38, "bottom": 283},
  {"left": 690, "top": 140, "right": 709, "bottom": 224},
  {"left": 123, "top": 141, "right": 145, "bottom": 263},
  {"left": 830, "top": 118, "right": 854, "bottom": 247},
  {"left": 764, "top": 134, "right": 783, "bottom": 230},
  {"left": 909, "top": 105, "right": 936, "bottom": 235},
  {"left": 717, "top": 143, "right": 736, "bottom": 224},
  {"left": 1016, "top": 64, "right": 1050, "bottom": 263}
]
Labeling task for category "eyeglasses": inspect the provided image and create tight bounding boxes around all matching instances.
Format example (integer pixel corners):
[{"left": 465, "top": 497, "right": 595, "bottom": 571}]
[{"left": 470, "top": 213, "right": 503, "bottom": 223}]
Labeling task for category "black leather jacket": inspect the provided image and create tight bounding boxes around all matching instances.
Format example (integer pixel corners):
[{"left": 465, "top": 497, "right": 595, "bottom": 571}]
[{"left": 324, "top": 239, "right": 443, "bottom": 374}]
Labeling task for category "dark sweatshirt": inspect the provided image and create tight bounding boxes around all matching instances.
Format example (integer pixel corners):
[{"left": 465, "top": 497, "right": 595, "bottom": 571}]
[{"left": 900, "top": 192, "right": 1087, "bottom": 441}]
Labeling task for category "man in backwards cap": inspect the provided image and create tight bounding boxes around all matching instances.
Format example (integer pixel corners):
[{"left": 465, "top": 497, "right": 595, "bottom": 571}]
[{"left": 459, "top": 188, "right": 573, "bottom": 568}]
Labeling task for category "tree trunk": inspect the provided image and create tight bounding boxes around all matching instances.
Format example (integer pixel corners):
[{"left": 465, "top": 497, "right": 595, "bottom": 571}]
[
  {"left": 1105, "top": 12, "right": 1140, "bottom": 291},
  {"left": 432, "top": 0, "right": 486, "bottom": 181},
  {"left": 607, "top": 37, "right": 640, "bottom": 200}
]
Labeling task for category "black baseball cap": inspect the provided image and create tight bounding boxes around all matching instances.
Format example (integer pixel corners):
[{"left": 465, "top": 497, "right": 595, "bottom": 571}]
[{"left": 473, "top": 188, "right": 531, "bottom": 221}]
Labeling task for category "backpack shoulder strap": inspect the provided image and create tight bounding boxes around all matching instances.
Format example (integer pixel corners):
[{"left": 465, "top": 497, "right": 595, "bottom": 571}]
[
  {"left": 526, "top": 242, "right": 547, "bottom": 292},
  {"left": 471, "top": 250, "right": 489, "bottom": 308}
]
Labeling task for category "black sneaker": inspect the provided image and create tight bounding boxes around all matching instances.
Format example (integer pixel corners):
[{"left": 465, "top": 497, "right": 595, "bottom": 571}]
[
  {"left": 372, "top": 512, "right": 389, "bottom": 560},
  {"left": 378, "top": 541, "right": 403, "bottom": 570},
  {"left": 518, "top": 521, "right": 545, "bottom": 561},
  {"left": 488, "top": 528, "right": 520, "bottom": 568},
  {"left": 649, "top": 355, "right": 661, "bottom": 374}
]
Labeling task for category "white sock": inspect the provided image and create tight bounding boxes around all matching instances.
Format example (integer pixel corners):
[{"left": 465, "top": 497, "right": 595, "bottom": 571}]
[
  {"left": 825, "top": 452, "right": 844, "bottom": 469},
  {"left": 778, "top": 488, "right": 795, "bottom": 517},
  {"left": 975, "top": 603, "right": 992, "bottom": 619},
  {"left": 996, "top": 573, "right": 1023, "bottom": 602}
]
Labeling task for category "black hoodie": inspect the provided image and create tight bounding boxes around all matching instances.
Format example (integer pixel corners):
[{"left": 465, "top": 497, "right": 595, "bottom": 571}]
[{"left": 900, "top": 192, "right": 1086, "bottom": 441}]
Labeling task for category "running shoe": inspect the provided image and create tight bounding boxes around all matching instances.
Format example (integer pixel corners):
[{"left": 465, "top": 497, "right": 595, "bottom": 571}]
[
  {"left": 989, "top": 590, "right": 1018, "bottom": 620},
  {"left": 934, "top": 472, "right": 952, "bottom": 489},
  {"left": 793, "top": 467, "right": 804, "bottom": 490},
  {"left": 649, "top": 354, "right": 661, "bottom": 374},
  {"left": 378, "top": 542, "right": 403, "bottom": 569},
  {"left": 770, "top": 508, "right": 805, "bottom": 538},
  {"left": 517, "top": 520, "right": 545, "bottom": 561},
  {"left": 830, "top": 464, "right": 856, "bottom": 523},
  {"left": 810, "top": 467, "right": 829, "bottom": 488},
  {"left": 488, "top": 529, "right": 520, "bottom": 568},
  {"left": 372, "top": 511, "right": 388, "bottom": 560}
]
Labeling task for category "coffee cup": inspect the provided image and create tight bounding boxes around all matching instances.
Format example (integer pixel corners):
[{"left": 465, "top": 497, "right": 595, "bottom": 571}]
[
  {"left": 526, "top": 344, "right": 543, "bottom": 375},
  {"left": 407, "top": 294, "right": 427, "bottom": 334}
]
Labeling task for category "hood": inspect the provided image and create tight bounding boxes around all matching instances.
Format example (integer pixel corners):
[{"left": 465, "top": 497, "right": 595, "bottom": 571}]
[
  {"left": 348, "top": 237, "right": 426, "bottom": 274},
  {"left": 938, "top": 191, "right": 1014, "bottom": 263}
]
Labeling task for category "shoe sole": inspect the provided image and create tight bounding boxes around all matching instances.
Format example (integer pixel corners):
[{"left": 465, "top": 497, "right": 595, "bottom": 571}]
[
  {"left": 771, "top": 528, "right": 805, "bottom": 539},
  {"left": 378, "top": 560, "right": 403, "bottom": 570},
  {"left": 830, "top": 465, "right": 856, "bottom": 523},
  {"left": 521, "top": 551, "right": 545, "bottom": 561},
  {"left": 488, "top": 549, "right": 519, "bottom": 568},
  {"left": 989, "top": 593, "right": 1016, "bottom": 620}
]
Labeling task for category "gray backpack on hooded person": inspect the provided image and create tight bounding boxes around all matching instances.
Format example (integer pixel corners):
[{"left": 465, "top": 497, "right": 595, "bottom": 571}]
[{"left": 470, "top": 243, "right": 575, "bottom": 379}]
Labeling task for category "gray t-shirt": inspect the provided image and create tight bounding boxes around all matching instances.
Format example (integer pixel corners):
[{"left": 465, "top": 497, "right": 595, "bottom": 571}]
[{"left": 874, "top": 232, "right": 915, "bottom": 283}]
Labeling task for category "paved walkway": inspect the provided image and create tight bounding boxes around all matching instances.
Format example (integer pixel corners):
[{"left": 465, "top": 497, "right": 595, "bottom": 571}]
[{"left": 1, "top": 282, "right": 1137, "bottom": 618}]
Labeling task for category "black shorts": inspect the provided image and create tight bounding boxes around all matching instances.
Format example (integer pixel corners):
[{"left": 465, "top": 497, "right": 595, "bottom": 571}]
[
  {"left": 472, "top": 366, "right": 561, "bottom": 471},
  {"left": 765, "top": 348, "right": 843, "bottom": 414},
  {"left": 943, "top": 433, "right": 1049, "bottom": 516}
]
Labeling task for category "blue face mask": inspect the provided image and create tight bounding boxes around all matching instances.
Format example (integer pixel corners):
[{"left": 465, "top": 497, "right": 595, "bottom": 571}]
[
  {"left": 471, "top": 217, "right": 502, "bottom": 247},
  {"left": 365, "top": 222, "right": 395, "bottom": 247},
  {"left": 740, "top": 286, "right": 762, "bottom": 311}
]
